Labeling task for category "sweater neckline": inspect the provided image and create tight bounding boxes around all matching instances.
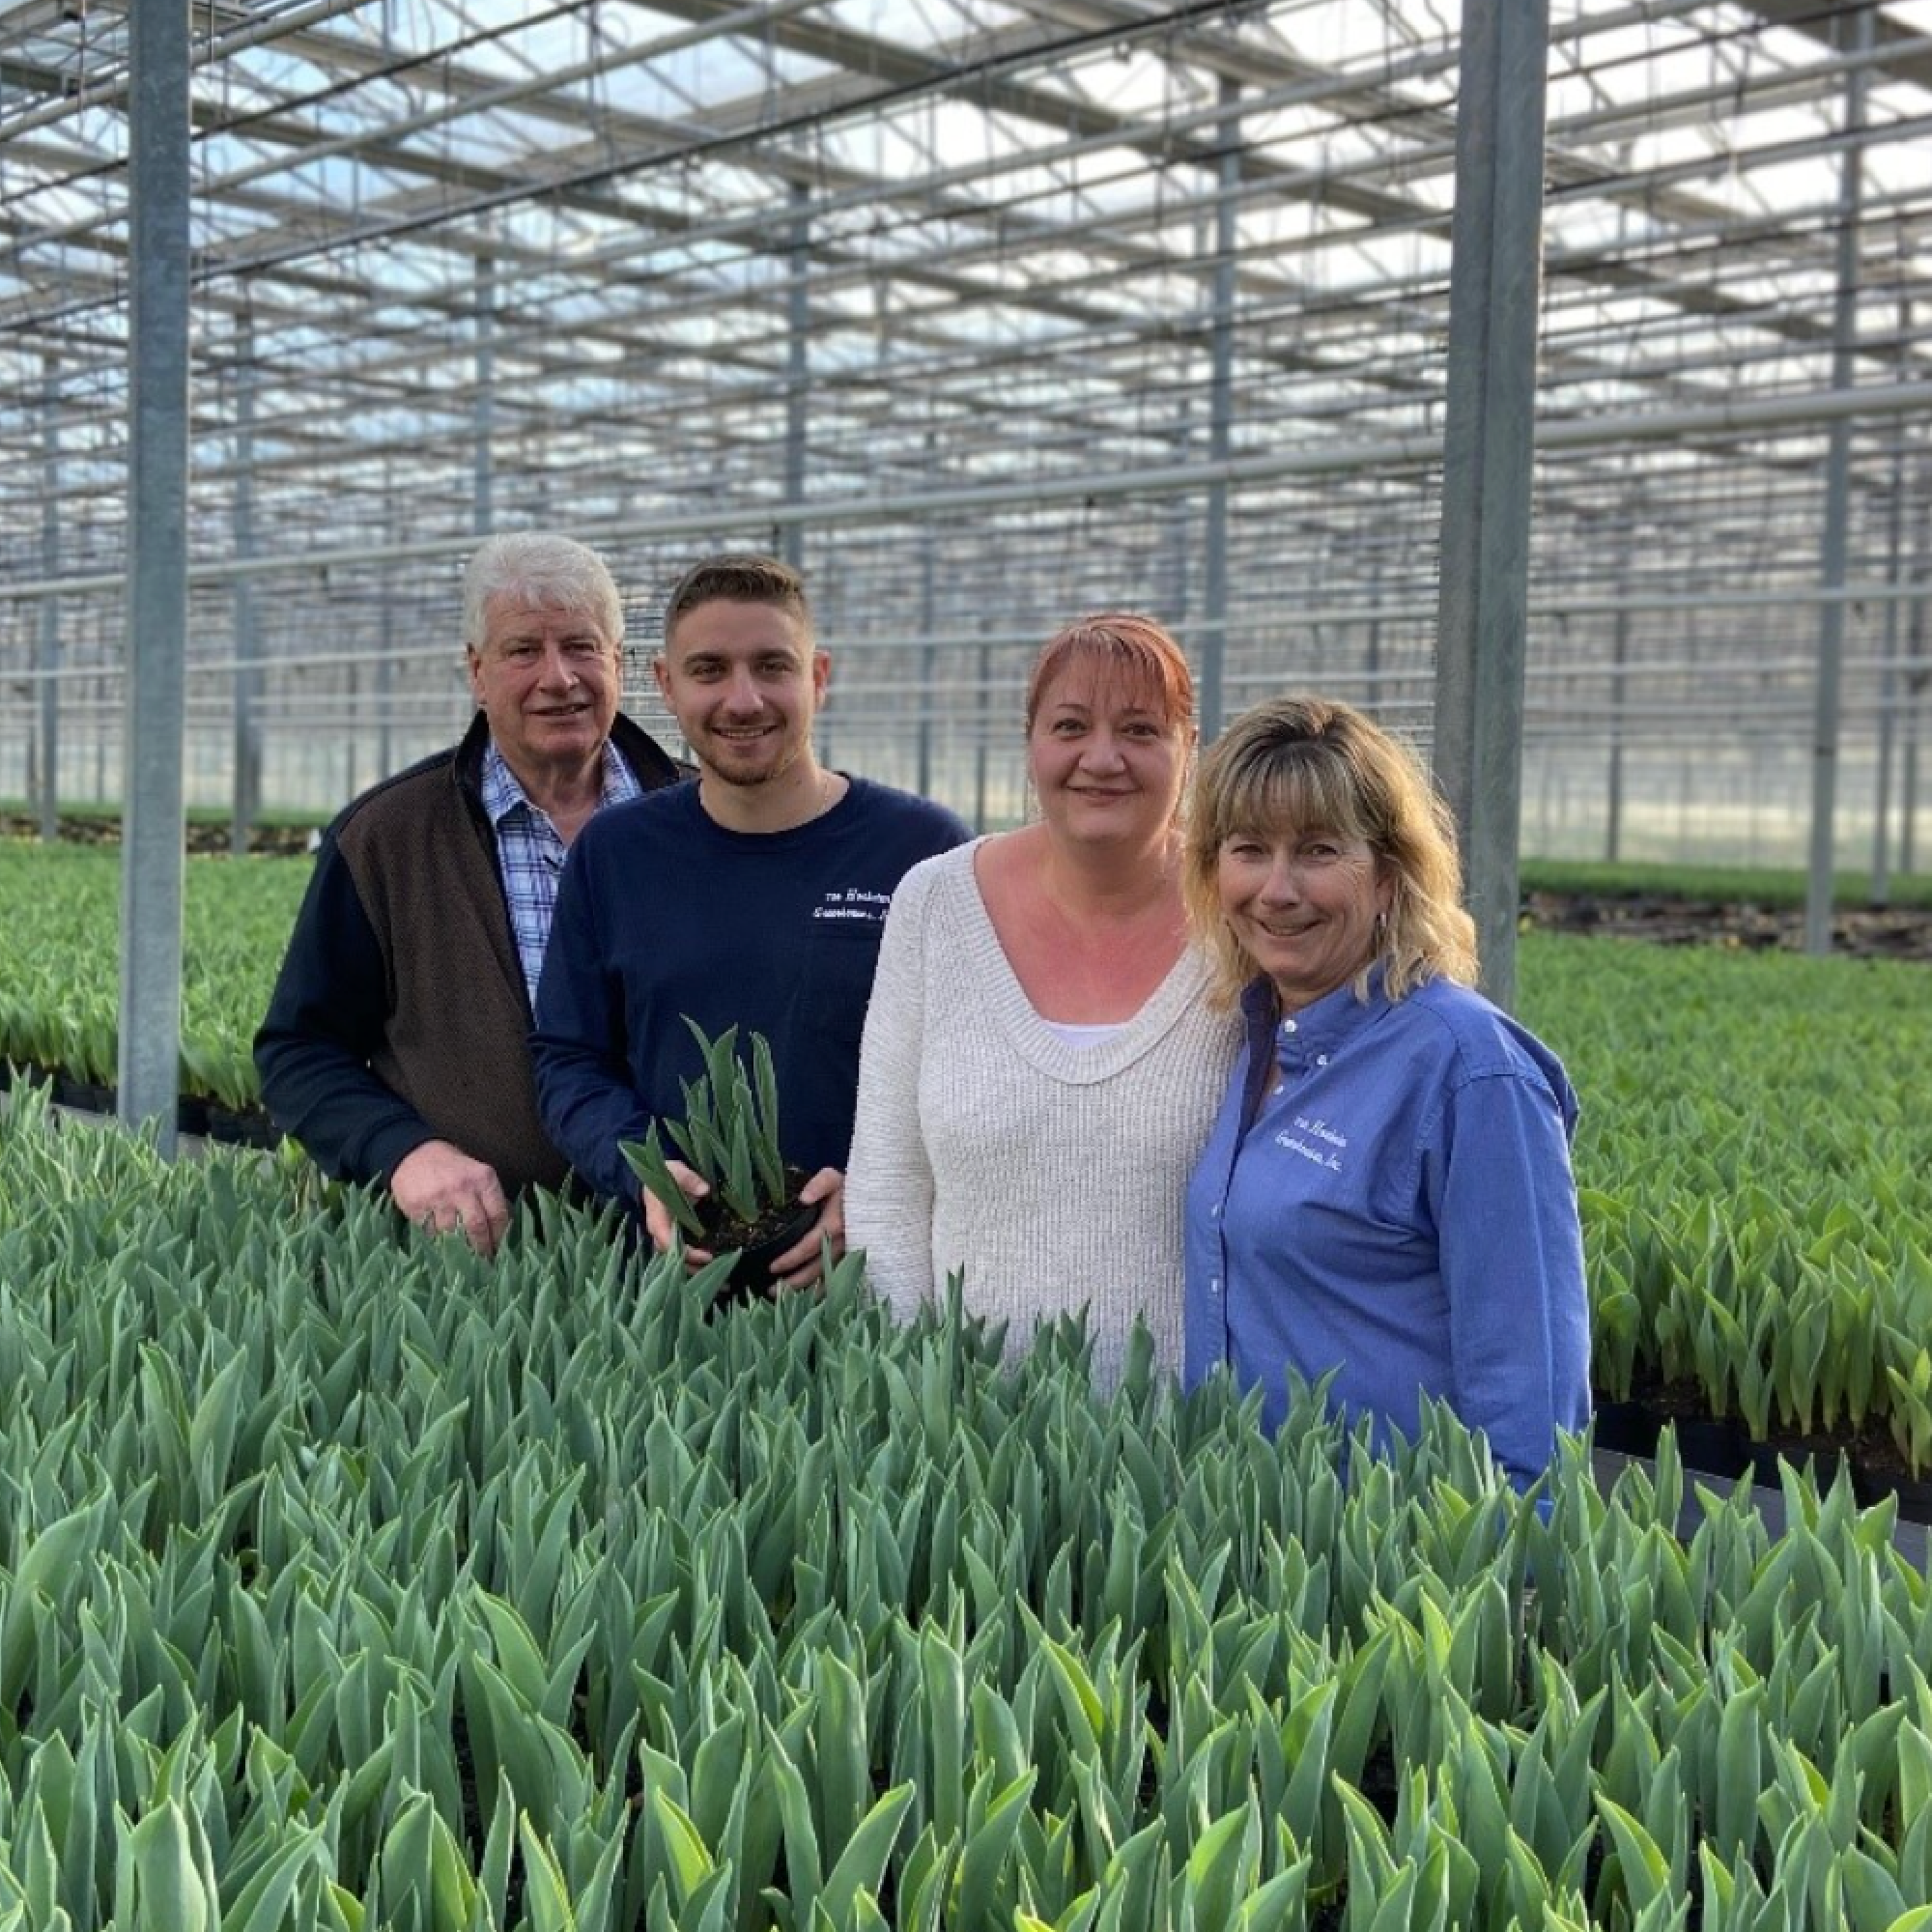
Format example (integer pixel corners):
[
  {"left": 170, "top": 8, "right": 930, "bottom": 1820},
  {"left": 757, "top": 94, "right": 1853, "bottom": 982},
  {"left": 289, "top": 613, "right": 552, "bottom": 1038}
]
[{"left": 952, "top": 838, "right": 1209, "bottom": 1083}]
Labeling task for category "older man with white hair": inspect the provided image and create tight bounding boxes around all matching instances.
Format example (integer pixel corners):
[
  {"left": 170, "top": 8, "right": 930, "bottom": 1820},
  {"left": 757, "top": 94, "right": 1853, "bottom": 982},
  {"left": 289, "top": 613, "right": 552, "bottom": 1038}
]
[{"left": 257, "top": 531, "right": 684, "bottom": 1253}]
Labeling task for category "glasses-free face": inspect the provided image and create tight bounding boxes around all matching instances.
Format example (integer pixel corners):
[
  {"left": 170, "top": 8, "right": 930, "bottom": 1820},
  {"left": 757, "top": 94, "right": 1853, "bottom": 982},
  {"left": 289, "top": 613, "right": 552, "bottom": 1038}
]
[
  {"left": 1028, "top": 667, "right": 1190, "bottom": 853},
  {"left": 652, "top": 599, "right": 828, "bottom": 792},
  {"left": 467, "top": 594, "right": 620, "bottom": 786},
  {"left": 1216, "top": 825, "right": 1390, "bottom": 1013}
]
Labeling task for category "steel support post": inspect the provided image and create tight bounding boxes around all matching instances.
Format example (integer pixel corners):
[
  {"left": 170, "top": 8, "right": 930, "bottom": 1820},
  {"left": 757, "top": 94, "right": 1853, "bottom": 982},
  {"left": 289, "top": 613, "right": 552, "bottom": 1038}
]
[
  {"left": 1165, "top": 410, "right": 1192, "bottom": 625},
  {"left": 917, "top": 497, "right": 937, "bottom": 798},
  {"left": 1903, "top": 471, "right": 1929, "bottom": 875},
  {"left": 345, "top": 657, "right": 359, "bottom": 800},
  {"left": 119, "top": 0, "right": 190, "bottom": 1150},
  {"left": 1804, "top": 7, "right": 1870, "bottom": 955},
  {"left": 1904, "top": 699, "right": 1922, "bottom": 878},
  {"left": 1871, "top": 435, "right": 1906, "bottom": 903},
  {"left": 1605, "top": 578, "right": 1631, "bottom": 864},
  {"left": 231, "top": 307, "right": 259, "bottom": 856},
  {"left": 1364, "top": 546, "right": 1383, "bottom": 720},
  {"left": 973, "top": 638, "right": 991, "bottom": 833},
  {"left": 378, "top": 596, "right": 395, "bottom": 781},
  {"left": 782, "top": 183, "right": 810, "bottom": 574},
  {"left": 38, "top": 357, "right": 59, "bottom": 841},
  {"left": 474, "top": 250, "right": 496, "bottom": 533},
  {"left": 1431, "top": 0, "right": 1550, "bottom": 1013},
  {"left": 1200, "top": 78, "right": 1240, "bottom": 741},
  {"left": 379, "top": 464, "right": 396, "bottom": 781}
]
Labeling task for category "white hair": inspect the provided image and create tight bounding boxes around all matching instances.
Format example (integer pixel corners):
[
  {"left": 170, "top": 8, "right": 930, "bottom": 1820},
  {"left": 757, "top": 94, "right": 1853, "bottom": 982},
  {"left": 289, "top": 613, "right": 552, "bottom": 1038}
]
[{"left": 462, "top": 532, "right": 623, "bottom": 647}]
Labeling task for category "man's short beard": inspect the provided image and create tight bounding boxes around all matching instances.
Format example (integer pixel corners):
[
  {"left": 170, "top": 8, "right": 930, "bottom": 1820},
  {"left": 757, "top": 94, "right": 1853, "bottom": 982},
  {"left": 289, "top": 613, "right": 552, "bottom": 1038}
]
[{"left": 701, "top": 736, "right": 805, "bottom": 788}]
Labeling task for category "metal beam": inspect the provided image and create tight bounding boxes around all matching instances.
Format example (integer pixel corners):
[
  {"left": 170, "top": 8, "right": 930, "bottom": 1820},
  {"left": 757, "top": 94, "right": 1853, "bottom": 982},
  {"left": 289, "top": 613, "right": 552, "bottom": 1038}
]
[
  {"left": 117, "top": 0, "right": 189, "bottom": 1151},
  {"left": 473, "top": 249, "right": 495, "bottom": 534},
  {"left": 782, "top": 183, "right": 809, "bottom": 574},
  {"left": 1804, "top": 6, "right": 1870, "bottom": 956},
  {"left": 231, "top": 305, "right": 260, "bottom": 855},
  {"left": 4, "top": 377, "right": 1930, "bottom": 610},
  {"left": 1871, "top": 428, "right": 1907, "bottom": 903},
  {"left": 1201, "top": 77, "right": 1240, "bottom": 742},
  {"left": 36, "top": 355, "right": 58, "bottom": 840},
  {"left": 1432, "top": 0, "right": 1551, "bottom": 1013}
]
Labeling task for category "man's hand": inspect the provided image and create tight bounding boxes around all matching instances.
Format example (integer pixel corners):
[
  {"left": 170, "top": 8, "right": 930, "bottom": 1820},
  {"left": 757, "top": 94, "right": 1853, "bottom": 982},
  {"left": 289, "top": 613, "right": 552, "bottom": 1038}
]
[
  {"left": 770, "top": 1167, "right": 844, "bottom": 1291},
  {"left": 641, "top": 1156, "right": 714, "bottom": 1266},
  {"left": 390, "top": 1140, "right": 511, "bottom": 1257}
]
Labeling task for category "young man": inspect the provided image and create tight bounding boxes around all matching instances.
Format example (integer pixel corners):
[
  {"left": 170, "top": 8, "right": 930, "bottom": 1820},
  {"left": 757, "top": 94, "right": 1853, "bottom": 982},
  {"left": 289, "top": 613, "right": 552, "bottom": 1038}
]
[
  {"left": 532, "top": 554, "right": 970, "bottom": 1285},
  {"left": 255, "top": 532, "right": 685, "bottom": 1255}
]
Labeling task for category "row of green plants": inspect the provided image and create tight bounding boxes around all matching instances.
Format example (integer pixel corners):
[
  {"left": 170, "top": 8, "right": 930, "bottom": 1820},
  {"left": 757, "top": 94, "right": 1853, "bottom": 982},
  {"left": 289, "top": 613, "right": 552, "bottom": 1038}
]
[
  {"left": 0, "top": 844, "right": 301, "bottom": 1111},
  {"left": 6, "top": 823, "right": 1923, "bottom": 911},
  {"left": 1517, "top": 940, "right": 1932, "bottom": 1478},
  {"left": 2, "top": 841, "right": 1930, "bottom": 1468},
  {"left": 1516, "top": 858, "right": 1932, "bottom": 914},
  {"left": 2, "top": 1085, "right": 1930, "bottom": 1930}
]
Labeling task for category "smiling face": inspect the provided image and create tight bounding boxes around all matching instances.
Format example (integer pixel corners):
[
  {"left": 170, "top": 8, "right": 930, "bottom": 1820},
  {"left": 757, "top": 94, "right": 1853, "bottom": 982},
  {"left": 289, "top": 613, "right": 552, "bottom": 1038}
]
[
  {"left": 1216, "top": 824, "right": 1391, "bottom": 1013},
  {"left": 1028, "top": 663, "right": 1190, "bottom": 856},
  {"left": 467, "top": 592, "right": 620, "bottom": 789},
  {"left": 652, "top": 597, "right": 828, "bottom": 796}
]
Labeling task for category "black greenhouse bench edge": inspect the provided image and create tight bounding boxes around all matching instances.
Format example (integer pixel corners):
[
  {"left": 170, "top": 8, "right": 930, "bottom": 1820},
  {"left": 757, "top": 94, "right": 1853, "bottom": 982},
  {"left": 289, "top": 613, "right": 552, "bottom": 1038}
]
[{"left": 1591, "top": 1445, "right": 1928, "bottom": 1567}]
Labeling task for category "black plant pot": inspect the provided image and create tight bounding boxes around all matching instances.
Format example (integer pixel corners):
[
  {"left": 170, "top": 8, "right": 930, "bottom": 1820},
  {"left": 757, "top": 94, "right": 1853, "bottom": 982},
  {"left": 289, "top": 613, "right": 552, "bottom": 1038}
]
[
  {"left": 51, "top": 1072, "right": 116, "bottom": 1116},
  {"left": 1852, "top": 1461, "right": 1932, "bottom": 1526},
  {"left": 698, "top": 1167, "right": 818, "bottom": 1301},
  {"left": 1592, "top": 1400, "right": 1662, "bottom": 1460},
  {"left": 1662, "top": 1414, "right": 1753, "bottom": 1482},
  {"left": 1746, "top": 1441, "right": 1857, "bottom": 1495},
  {"left": 207, "top": 1103, "right": 281, "bottom": 1151}
]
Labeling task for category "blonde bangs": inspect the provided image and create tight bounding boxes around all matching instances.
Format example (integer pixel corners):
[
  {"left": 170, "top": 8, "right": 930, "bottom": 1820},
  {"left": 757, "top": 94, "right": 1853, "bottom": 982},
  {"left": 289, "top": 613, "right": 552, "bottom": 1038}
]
[
  {"left": 1204, "top": 735, "right": 1376, "bottom": 850},
  {"left": 1183, "top": 694, "right": 1478, "bottom": 1009}
]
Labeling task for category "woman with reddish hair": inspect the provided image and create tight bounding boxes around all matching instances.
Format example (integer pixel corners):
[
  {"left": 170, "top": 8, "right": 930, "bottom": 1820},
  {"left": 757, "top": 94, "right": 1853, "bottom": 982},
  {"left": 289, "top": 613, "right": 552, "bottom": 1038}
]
[{"left": 846, "top": 614, "right": 1236, "bottom": 1386}]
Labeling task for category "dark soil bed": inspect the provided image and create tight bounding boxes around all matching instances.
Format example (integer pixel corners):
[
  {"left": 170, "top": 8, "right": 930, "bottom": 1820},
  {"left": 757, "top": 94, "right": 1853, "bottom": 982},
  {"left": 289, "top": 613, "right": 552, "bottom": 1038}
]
[
  {"left": 0, "top": 810, "right": 316, "bottom": 856},
  {"left": 1524, "top": 891, "right": 1932, "bottom": 963},
  {"left": 1603, "top": 1369, "right": 1932, "bottom": 1521}
]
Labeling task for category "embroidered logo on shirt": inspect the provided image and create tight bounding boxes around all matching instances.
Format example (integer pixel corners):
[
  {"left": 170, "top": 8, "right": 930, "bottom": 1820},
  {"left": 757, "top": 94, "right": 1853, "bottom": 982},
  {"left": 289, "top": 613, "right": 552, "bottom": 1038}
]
[
  {"left": 1277, "top": 1114, "right": 1347, "bottom": 1173},
  {"left": 811, "top": 887, "right": 892, "bottom": 923}
]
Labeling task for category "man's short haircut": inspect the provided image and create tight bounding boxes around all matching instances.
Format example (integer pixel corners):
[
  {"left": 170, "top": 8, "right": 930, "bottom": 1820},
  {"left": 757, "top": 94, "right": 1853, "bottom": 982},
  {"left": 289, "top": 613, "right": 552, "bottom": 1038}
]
[
  {"left": 662, "top": 554, "right": 813, "bottom": 649},
  {"left": 463, "top": 532, "right": 624, "bottom": 649}
]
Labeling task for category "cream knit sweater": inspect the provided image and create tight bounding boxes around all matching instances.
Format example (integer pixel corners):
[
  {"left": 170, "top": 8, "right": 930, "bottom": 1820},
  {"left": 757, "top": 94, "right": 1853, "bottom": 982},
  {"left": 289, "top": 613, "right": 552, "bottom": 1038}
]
[{"left": 845, "top": 840, "right": 1239, "bottom": 1388}]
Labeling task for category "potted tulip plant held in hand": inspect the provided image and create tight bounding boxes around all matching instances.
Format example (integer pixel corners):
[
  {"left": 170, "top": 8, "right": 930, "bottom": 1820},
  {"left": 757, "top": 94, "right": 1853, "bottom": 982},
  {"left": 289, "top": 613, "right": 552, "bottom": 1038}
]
[{"left": 621, "top": 1018, "right": 817, "bottom": 1298}]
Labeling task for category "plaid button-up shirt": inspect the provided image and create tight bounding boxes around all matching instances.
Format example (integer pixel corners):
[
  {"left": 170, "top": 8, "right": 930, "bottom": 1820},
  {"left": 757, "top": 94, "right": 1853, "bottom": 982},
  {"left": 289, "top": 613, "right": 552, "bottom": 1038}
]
[{"left": 481, "top": 738, "right": 643, "bottom": 1005}]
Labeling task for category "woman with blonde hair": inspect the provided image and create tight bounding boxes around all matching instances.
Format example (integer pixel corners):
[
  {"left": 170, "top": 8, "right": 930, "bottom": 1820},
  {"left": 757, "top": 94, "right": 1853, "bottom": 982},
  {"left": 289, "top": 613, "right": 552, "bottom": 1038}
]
[
  {"left": 847, "top": 614, "right": 1237, "bottom": 1386},
  {"left": 1181, "top": 696, "right": 1589, "bottom": 1486}
]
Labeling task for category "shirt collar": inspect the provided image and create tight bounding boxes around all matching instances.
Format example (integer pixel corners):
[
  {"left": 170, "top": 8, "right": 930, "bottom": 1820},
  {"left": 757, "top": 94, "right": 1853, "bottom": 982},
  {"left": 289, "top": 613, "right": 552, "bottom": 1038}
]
[
  {"left": 1240, "top": 962, "right": 1391, "bottom": 1066},
  {"left": 480, "top": 737, "right": 637, "bottom": 829}
]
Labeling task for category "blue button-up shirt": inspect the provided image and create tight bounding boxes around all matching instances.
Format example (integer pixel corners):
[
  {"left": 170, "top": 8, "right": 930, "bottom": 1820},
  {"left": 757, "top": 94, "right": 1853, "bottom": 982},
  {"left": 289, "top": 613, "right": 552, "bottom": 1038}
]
[
  {"left": 1183, "top": 969, "right": 1590, "bottom": 1487},
  {"left": 481, "top": 740, "right": 642, "bottom": 1005}
]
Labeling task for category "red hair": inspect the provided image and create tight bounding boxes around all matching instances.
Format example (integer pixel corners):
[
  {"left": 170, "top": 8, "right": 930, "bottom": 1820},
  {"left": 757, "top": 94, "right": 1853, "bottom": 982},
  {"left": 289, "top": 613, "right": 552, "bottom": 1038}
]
[{"left": 1024, "top": 612, "right": 1195, "bottom": 735}]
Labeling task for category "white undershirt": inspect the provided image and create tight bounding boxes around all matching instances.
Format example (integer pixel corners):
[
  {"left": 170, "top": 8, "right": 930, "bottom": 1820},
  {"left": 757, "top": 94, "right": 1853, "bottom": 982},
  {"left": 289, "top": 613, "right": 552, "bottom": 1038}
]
[{"left": 1038, "top": 1017, "right": 1126, "bottom": 1051}]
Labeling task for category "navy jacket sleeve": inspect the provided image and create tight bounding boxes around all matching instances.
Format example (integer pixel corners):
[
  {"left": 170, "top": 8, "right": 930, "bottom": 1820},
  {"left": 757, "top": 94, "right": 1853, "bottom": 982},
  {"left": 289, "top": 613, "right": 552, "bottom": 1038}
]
[
  {"left": 530, "top": 833, "right": 652, "bottom": 1204},
  {"left": 252, "top": 833, "right": 437, "bottom": 1185}
]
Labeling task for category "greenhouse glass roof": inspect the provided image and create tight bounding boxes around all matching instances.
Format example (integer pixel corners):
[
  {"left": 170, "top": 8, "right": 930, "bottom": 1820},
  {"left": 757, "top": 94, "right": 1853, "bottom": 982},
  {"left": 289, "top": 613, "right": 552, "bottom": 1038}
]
[{"left": 0, "top": 0, "right": 1926, "bottom": 860}]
